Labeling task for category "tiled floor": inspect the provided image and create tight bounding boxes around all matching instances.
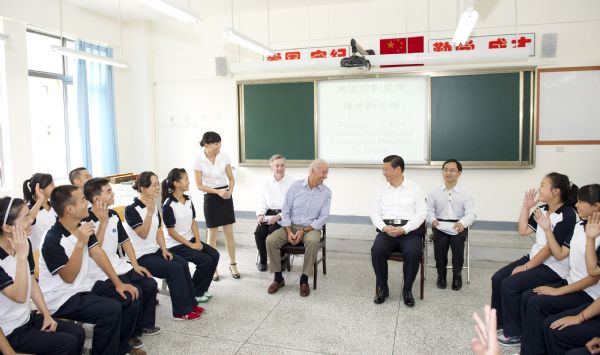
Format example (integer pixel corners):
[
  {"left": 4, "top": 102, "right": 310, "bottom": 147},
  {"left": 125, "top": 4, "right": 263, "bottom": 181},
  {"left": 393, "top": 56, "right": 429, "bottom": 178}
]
[{"left": 140, "top": 244, "right": 519, "bottom": 355}]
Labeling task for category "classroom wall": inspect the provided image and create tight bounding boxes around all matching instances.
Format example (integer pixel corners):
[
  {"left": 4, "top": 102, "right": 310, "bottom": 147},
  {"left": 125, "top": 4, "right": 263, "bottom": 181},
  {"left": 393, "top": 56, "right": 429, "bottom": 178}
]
[
  {"left": 146, "top": 0, "right": 600, "bottom": 223},
  {"left": 0, "top": 0, "right": 153, "bottom": 195}
]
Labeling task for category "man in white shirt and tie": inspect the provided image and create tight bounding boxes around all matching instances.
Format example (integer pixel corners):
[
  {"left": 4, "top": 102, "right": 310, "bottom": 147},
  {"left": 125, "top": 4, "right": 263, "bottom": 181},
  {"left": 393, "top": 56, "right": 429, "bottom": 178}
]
[
  {"left": 371, "top": 155, "right": 426, "bottom": 307},
  {"left": 254, "top": 154, "right": 295, "bottom": 271},
  {"left": 426, "top": 159, "right": 476, "bottom": 291}
]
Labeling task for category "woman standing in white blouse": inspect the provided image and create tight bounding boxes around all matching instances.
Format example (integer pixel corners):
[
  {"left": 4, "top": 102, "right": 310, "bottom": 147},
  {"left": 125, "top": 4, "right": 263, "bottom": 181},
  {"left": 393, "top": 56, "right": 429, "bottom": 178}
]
[{"left": 194, "top": 132, "right": 239, "bottom": 280}]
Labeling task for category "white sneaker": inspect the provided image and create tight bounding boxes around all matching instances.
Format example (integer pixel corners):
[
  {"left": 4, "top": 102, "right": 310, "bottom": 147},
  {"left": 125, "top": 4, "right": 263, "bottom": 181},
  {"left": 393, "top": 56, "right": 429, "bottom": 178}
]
[{"left": 196, "top": 295, "right": 209, "bottom": 303}]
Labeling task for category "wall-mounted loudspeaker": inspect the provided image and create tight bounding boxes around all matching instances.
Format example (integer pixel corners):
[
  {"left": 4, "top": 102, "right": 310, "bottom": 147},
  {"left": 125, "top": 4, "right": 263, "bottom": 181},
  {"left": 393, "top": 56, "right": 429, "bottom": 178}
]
[
  {"left": 541, "top": 33, "right": 557, "bottom": 58},
  {"left": 215, "top": 57, "right": 229, "bottom": 76}
]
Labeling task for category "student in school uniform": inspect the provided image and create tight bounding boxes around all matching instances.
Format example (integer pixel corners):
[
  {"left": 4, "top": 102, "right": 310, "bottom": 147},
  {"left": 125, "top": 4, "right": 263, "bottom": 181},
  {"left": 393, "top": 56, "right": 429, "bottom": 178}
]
[
  {"left": 123, "top": 171, "right": 203, "bottom": 321},
  {"left": 39, "top": 185, "right": 142, "bottom": 355},
  {"left": 544, "top": 296, "right": 600, "bottom": 355},
  {"left": 520, "top": 184, "right": 600, "bottom": 354},
  {"left": 83, "top": 178, "right": 161, "bottom": 349},
  {"left": 22, "top": 173, "right": 56, "bottom": 274},
  {"left": 194, "top": 131, "right": 239, "bottom": 280},
  {"left": 426, "top": 159, "right": 476, "bottom": 291},
  {"left": 491, "top": 172, "right": 579, "bottom": 347},
  {"left": 254, "top": 154, "right": 295, "bottom": 272},
  {"left": 69, "top": 167, "right": 92, "bottom": 187},
  {"left": 0, "top": 196, "right": 84, "bottom": 355},
  {"left": 161, "top": 168, "right": 219, "bottom": 303}
]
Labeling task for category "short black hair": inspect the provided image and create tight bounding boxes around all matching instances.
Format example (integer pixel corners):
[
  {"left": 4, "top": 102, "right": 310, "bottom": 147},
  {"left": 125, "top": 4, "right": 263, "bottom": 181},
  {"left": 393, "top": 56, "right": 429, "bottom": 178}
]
[
  {"left": 199, "top": 131, "right": 221, "bottom": 147},
  {"left": 0, "top": 197, "right": 26, "bottom": 230},
  {"left": 132, "top": 171, "right": 158, "bottom": 192},
  {"left": 83, "top": 177, "right": 110, "bottom": 202},
  {"left": 51, "top": 185, "right": 79, "bottom": 217},
  {"left": 68, "top": 167, "right": 88, "bottom": 184},
  {"left": 383, "top": 155, "right": 404, "bottom": 172},
  {"left": 442, "top": 159, "right": 463, "bottom": 172},
  {"left": 22, "top": 173, "right": 53, "bottom": 204}
]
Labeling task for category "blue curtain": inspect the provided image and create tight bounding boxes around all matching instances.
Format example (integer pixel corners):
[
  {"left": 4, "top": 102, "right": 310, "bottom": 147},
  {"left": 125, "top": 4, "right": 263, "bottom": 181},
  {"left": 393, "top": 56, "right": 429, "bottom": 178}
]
[{"left": 75, "top": 40, "right": 119, "bottom": 176}]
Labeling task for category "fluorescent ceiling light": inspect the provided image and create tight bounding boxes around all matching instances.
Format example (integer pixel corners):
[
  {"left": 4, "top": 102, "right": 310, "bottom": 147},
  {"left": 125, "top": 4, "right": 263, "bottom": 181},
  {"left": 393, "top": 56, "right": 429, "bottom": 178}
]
[
  {"left": 137, "top": 0, "right": 201, "bottom": 23},
  {"left": 452, "top": 6, "right": 479, "bottom": 46},
  {"left": 222, "top": 27, "right": 275, "bottom": 57},
  {"left": 230, "top": 47, "right": 530, "bottom": 74},
  {"left": 51, "top": 45, "right": 129, "bottom": 68},
  {"left": 0, "top": 33, "right": 9, "bottom": 42}
]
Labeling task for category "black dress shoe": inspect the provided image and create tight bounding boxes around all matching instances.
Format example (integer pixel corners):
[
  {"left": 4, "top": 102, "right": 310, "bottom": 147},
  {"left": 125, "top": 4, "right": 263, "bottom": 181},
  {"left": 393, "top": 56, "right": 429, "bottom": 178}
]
[
  {"left": 257, "top": 263, "right": 267, "bottom": 272},
  {"left": 436, "top": 276, "right": 447, "bottom": 289},
  {"left": 374, "top": 286, "right": 389, "bottom": 304},
  {"left": 452, "top": 274, "right": 462, "bottom": 290},
  {"left": 402, "top": 289, "right": 415, "bottom": 307}
]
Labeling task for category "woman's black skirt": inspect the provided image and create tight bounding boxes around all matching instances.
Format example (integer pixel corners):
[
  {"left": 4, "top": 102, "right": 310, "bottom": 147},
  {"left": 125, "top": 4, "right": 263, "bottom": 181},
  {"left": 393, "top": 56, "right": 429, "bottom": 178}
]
[{"left": 203, "top": 187, "right": 235, "bottom": 228}]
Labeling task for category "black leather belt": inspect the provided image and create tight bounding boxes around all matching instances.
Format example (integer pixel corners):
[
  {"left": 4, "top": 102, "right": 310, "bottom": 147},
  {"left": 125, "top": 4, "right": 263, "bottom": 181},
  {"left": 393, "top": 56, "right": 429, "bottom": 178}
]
[
  {"left": 383, "top": 219, "right": 408, "bottom": 226},
  {"left": 437, "top": 218, "right": 459, "bottom": 222},
  {"left": 267, "top": 209, "right": 281, "bottom": 214}
]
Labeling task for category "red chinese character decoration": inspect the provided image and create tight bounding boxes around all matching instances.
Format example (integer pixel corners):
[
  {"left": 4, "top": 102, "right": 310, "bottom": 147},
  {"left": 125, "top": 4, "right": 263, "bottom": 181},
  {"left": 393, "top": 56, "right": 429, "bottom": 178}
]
[
  {"left": 329, "top": 48, "right": 347, "bottom": 57},
  {"left": 310, "top": 50, "right": 327, "bottom": 59},
  {"left": 266, "top": 53, "right": 282, "bottom": 61},
  {"left": 432, "top": 41, "right": 453, "bottom": 52},
  {"left": 285, "top": 51, "right": 301, "bottom": 60},
  {"left": 488, "top": 38, "right": 508, "bottom": 49},
  {"left": 455, "top": 40, "right": 475, "bottom": 51},
  {"left": 511, "top": 36, "right": 532, "bottom": 48}
]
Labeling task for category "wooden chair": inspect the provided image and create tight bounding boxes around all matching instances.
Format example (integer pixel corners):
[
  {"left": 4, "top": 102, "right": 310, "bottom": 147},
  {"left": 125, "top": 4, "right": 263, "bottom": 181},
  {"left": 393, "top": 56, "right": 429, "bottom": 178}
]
[
  {"left": 386, "top": 223, "right": 426, "bottom": 300},
  {"left": 281, "top": 225, "right": 327, "bottom": 290}
]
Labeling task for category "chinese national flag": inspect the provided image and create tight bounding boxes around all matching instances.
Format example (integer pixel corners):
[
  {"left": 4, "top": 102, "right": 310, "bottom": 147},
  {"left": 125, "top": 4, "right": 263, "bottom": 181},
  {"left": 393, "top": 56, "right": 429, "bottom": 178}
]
[{"left": 379, "top": 36, "right": 424, "bottom": 68}]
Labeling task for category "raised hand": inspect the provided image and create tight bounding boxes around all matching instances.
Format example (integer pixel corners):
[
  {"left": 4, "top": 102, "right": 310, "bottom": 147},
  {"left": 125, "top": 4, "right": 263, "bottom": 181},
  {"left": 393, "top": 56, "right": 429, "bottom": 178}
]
[
  {"left": 523, "top": 188, "right": 539, "bottom": 209},
  {"left": 75, "top": 222, "right": 95, "bottom": 245},
  {"left": 92, "top": 201, "right": 109, "bottom": 225},
  {"left": 586, "top": 212, "right": 600, "bottom": 240},
  {"left": 533, "top": 208, "right": 551, "bottom": 231},
  {"left": 9, "top": 226, "right": 29, "bottom": 258}
]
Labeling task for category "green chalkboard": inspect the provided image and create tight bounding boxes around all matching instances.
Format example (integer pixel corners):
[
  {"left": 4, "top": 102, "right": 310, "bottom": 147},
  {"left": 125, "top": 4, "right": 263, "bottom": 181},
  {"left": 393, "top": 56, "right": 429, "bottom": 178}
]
[
  {"left": 241, "top": 82, "right": 315, "bottom": 161},
  {"left": 431, "top": 72, "right": 531, "bottom": 162}
]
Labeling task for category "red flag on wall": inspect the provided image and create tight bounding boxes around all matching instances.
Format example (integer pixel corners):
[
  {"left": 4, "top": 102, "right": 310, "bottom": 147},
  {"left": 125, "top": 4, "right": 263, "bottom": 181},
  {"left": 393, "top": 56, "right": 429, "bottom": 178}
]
[{"left": 379, "top": 36, "right": 424, "bottom": 67}]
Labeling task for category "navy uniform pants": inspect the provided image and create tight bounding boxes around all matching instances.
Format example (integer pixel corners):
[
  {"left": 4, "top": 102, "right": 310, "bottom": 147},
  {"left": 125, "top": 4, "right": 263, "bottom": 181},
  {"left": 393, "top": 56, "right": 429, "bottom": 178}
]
[
  {"left": 169, "top": 239, "right": 219, "bottom": 297},
  {"left": 137, "top": 250, "right": 197, "bottom": 316},
  {"left": 7, "top": 312, "right": 85, "bottom": 355},
  {"left": 371, "top": 224, "right": 424, "bottom": 292},
  {"left": 254, "top": 221, "right": 281, "bottom": 265},
  {"left": 53, "top": 292, "right": 122, "bottom": 355},
  {"left": 543, "top": 304, "right": 600, "bottom": 355}
]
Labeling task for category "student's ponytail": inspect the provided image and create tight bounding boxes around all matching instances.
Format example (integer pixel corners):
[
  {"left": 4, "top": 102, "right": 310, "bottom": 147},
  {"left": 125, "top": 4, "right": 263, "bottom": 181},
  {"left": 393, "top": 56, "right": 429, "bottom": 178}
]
[
  {"left": 161, "top": 168, "right": 187, "bottom": 203},
  {"left": 161, "top": 179, "right": 170, "bottom": 204},
  {"left": 22, "top": 173, "right": 54, "bottom": 205},
  {"left": 546, "top": 172, "right": 579, "bottom": 208},
  {"left": 22, "top": 179, "right": 32, "bottom": 204}
]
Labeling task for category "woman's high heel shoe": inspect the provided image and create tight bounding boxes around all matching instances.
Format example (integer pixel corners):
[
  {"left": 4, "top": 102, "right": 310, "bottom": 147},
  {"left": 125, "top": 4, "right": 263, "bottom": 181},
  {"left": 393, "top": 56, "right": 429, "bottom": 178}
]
[
  {"left": 229, "top": 263, "right": 240, "bottom": 279},
  {"left": 212, "top": 271, "right": 220, "bottom": 281}
]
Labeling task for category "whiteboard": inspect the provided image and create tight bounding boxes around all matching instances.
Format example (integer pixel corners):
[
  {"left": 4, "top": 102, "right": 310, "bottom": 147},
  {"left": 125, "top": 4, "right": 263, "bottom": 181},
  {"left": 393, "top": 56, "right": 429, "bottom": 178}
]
[
  {"left": 538, "top": 67, "right": 600, "bottom": 143},
  {"left": 317, "top": 77, "right": 429, "bottom": 164}
]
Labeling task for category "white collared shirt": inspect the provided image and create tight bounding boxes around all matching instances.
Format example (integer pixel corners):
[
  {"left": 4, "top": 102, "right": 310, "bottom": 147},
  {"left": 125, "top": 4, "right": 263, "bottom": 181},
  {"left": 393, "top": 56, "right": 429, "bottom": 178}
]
[
  {"left": 256, "top": 174, "right": 296, "bottom": 217},
  {"left": 163, "top": 194, "right": 196, "bottom": 249},
  {"left": 371, "top": 178, "right": 427, "bottom": 234},
  {"left": 123, "top": 198, "right": 161, "bottom": 259},
  {"left": 193, "top": 152, "right": 231, "bottom": 189},
  {"left": 426, "top": 183, "right": 476, "bottom": 228},
  {"left": 0, "top": 241, "right": 34, "bottom": 335},
  {"left": 565, "top": 221, "right": 600, "bottom": 299},
  {"left": 29, "top": 203, "right": 57, "bottom": 251}
]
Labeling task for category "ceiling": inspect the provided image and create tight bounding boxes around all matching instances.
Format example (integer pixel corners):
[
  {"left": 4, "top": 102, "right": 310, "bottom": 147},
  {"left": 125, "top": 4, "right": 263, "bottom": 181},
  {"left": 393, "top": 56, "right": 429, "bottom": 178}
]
[{"left": 65, "top": 0, "right": 366, "bottom": 22}]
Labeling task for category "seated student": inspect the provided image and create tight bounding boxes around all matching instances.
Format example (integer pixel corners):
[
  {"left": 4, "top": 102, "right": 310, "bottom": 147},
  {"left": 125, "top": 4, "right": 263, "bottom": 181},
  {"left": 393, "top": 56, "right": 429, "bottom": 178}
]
[
  {"left": 123, "top": 171, "right": 202, "bottom": 321},
  {"left": 39, "top": 185, "right": 141, "bottom": 355},
  {"left": 585, "top": 211, "right": 600, "bottom": 278},
  {"left": 255, "top": 154, "right": 295, "bottom": 272},
  {"left": 520, "top": 184, "right": 600, "bottom": 354},
  {"left": 69, "top": 167, "right": 92, "bottom": 188},
  {"left": 22, "top": 173, "right": 56, "bottom": 274},
  {"left": 544, "top": 296, "right": 600, "bottom": 355},
  {"left": 370, "top": 155, "right": 426, "bottom": 307},
  {"left": 83, "top": 178, "right": 161, "bottom": 348},
  {"left": 0, "top": 196, "right": 84, "bottom": 355},
  {"left": 161, "top": 168, "right": 219, "bottom": 303},
  {"left": 491, "top": 173, "right": 578, "bottom": 347},
  {"left": 426, "top": 159, "right": 476, "bottom": 291}
]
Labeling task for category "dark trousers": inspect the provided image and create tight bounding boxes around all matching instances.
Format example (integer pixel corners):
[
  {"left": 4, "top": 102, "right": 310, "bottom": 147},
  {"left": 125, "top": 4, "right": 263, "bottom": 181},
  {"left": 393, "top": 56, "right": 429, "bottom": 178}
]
[
  {"left": 491, "top": 256, "right": 529, "bottom": 328},
  {"left": 371, "top": 226, "right": 424, "bottom": 292},
  {"left": 500, "top": 262, "right": 562, "bottom": 337},
  {"left": 91, "top": 278, "right": 141, "bottom": 355},
  {"left": 520, "top": 280, "right": 593, "bottom": 355},
  {"left": 254, "top": 222, "right": 281, "bottom": 265},
  {"left": 7, "top": 312, "right": 85, "bottom": 355},
  {"left": 565, "top": 348, "right": 594, "bottom": 355},
  {"left": 433, "top": 227, "right": 467, "bottom": 276},
  {"left": 53, "top": 292, "right": 122, "bottom": 355},
  {"left": 543, "top": 304, "right": 600, "bottom": 355},
  {"left": 119, "top": 269, "right": 158, "bottom": 334},
  {"left": 137, "top": 250, "right": 196, "bottom": 316},
  {"left": 169, "top": 239, "right": 220, "bottom": 297}
]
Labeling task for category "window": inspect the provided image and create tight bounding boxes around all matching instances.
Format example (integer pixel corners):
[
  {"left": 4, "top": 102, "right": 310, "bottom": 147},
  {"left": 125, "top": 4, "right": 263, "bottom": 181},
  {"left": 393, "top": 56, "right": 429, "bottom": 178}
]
[
  {"left": 27, "top": 30, "right": 118, "bottom": 179},
  {"left": 0, "top": 41, "right": 7, "bottom": 186}
]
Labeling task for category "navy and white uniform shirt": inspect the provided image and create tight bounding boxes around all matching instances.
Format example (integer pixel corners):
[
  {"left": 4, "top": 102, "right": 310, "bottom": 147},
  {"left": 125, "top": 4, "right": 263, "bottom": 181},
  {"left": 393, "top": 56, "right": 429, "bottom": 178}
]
[
  {"left": 162, "top": 194, "right": 196, "bottom": 249},
  {"left": 564, "top": 220, "right": 600, "bottom": 299},
  {"left": 124, "top": 198, "right": 162, "bottom": 259},
  {"left": 0, "top": 240, "right": 35, "bottom": 336},
  {"left": 38, "top": 221, "right": 98, "bottom": 314},
  {"left": 527, "top": 204, "right": 578, "bottom": 279},
  {"left": 83, "top": 208, "right": 132, "bottom": 282},
  {"left": 28, "top": 201, "right": 57, "bottom": 251}
]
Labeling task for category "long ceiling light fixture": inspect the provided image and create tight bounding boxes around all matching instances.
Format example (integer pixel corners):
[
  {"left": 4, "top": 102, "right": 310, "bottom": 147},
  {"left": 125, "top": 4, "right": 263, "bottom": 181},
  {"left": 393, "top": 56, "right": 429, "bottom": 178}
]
[
  {"left": 452, "top": 5, "right": 479, "bottom": 46},
  {"left": 50, "top": 45, "right": 129, "bottom": 68},
  {"left": 222, "top": 27, "right": 275, "bottom": 57},
  {"left": 136, "top": 0, "right": 201, "bottom": 23}
]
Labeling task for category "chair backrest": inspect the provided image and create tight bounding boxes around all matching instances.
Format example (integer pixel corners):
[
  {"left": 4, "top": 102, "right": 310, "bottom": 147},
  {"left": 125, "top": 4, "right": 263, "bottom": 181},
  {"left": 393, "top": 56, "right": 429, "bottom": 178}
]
[{"left": 113, "top": 205, "right": 126, "bottom": 221}]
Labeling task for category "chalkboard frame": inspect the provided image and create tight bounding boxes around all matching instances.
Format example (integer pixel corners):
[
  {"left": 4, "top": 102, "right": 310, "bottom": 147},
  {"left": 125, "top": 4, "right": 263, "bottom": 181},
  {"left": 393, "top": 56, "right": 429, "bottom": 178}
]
[{"left": 238, "top": 67, "right": 536, "bottom": 168}]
